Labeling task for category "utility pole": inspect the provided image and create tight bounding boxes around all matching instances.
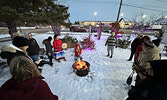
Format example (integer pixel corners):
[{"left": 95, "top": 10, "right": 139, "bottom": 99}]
[{"left": 116, "top": 0, "right": 123, "bottom": 22}]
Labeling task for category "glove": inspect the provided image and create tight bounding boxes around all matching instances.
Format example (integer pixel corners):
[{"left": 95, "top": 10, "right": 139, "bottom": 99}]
[{"left": 105, "top": 44, "right": 107, "bottom": 46}]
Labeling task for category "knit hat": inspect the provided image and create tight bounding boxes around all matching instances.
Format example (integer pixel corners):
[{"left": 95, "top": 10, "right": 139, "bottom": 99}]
[
  {"left": 144, "top": 40, "right": 154, "bottom": 47},
  {"left": 150, "top": 60, "right": 167, "bottom": 83},
  {"left": 13, "top": 36, "right": 28, "bottom": 47}
]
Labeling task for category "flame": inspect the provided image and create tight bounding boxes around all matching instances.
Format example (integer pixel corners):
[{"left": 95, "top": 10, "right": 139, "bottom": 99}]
[{"left": 75, "top": 60, "right": 88, "bottom": 70}]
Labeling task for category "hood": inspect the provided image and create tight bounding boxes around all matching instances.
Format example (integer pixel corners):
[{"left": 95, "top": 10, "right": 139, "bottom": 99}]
[
  {"left": 150, "top": 60, "right": 167, "bottom": 83},
  {"left": 0, "top": 44, "right": 23, "bottom": 64},
  {"left": 24, "top": 32, "right": 30, "bottom": 40},
  {"left": 13, "top": 32, "right": 23, "bottom": 38},
  {"left": 76, "top": 44, "right": 80, "bottom": 48},
  {"left": 0, "top": 77, "right": 44, "bottom": 100},
  {"left": 42, "top": 39, "right": 50, "bottom": 45},
  {"left": 1, "top": 44, "right": 22, "bottom": 54}
]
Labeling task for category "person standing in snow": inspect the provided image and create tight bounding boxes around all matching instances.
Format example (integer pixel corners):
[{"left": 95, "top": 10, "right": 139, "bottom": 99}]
[
  {"left": 105, "top": 32, "right": 117, "bottom": 58},
  {"left": 42, "top": 36, "right": 53, "bottom": 65},
  {"left": 127, "top": 60, "right": 167, "bottom": 100},
  {"left": 132, "top": 40, "right": 160, "bottom": 86},
  {"left": 53, "top": 34, "right": 66, "bottom": 62},
  {"left": 127, "top": 34, "right": 142, "bottom": 61},
  {"left": 134, "top": 36, "right": 151, "bottom": 61},
  {"left": 74, "top": 44, "right": 82, "bottom": 60},
  {"left": 0, "top": 56, "right": 58, "bottom": 100}
]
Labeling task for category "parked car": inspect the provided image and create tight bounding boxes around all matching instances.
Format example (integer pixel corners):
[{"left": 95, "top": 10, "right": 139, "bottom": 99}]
[
  {"left": 70, "top": 25, "right": 86, "bottom": 32},
  {"left": 91, "top": 28, "right": 97, "bottom": 33},
  {"left": 103, "top": 29, "right": 111, "bottom": 33}
]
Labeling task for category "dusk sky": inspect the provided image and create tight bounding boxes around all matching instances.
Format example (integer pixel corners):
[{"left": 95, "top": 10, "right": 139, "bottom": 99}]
[{"left": 60, "top": 0, "right": 167, "bottom": 23}]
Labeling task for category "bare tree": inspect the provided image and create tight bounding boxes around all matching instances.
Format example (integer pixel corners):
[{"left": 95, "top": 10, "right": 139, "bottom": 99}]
[{"left": 131, "top": 12, "right": 159, "bottom": 33}]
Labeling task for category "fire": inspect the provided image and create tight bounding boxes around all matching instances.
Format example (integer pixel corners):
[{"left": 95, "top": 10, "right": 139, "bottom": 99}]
[{"left": 75, "top": 60, "right": 88, "bottom": 70}]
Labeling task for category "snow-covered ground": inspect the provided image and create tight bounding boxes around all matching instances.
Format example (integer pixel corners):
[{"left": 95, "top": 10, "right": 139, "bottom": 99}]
[{"left": 0, "top": 32, "right": 167, "bottom": 100}]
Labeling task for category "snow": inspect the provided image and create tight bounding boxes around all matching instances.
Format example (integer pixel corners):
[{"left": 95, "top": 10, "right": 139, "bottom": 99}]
[
  {"left": 0, "top": 34, "right": 11, "bottom": 38},
  {"left": 0, "top": 32, "right": 167, "bottom": 100}
]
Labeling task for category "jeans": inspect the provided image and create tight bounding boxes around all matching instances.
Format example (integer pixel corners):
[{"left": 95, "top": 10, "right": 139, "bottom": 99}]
[
  {"left": 30, "top": 55, "right": 40, "bottom": 61},
  {"left": 107, "top": 46, "right": 114, "bottom": 56}
]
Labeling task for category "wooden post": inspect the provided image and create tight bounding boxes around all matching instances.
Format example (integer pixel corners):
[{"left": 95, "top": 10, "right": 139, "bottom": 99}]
[{"left": 116, "top": 0, "right": 123, "bottom": 22}]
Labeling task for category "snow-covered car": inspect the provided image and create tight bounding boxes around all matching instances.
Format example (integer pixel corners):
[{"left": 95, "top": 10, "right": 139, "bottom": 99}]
[{"left": 70, "top": 25, "right": 86, "bottom": 32}]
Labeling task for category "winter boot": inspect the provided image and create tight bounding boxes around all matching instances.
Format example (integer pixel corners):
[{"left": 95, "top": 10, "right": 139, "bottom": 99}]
[
  {"left": 48, "top": 62, "right": 53, "bottom": 66},
  {"left": 106, "top": 54, "right": 110, "bottom": 57},
  {"left": 63, "top": 57, "right": 67, "bottom": 61},
  {"left": 57, "top": 59, "right": 60, "bottom": 63},
  {"left": 127, "top": 59, "right": 132, "bottom": 61},
  {"left": 110, "top": 55, "right": 112, "bottom": 58}
]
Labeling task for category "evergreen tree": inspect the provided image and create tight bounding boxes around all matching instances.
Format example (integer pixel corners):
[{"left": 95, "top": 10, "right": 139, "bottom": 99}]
[{"left": 0, "top": 0, "right": 70, "bottom": 40}]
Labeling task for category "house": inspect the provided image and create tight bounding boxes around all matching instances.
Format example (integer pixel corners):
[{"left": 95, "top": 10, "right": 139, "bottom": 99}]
[{"left": 78, "top": 18, "right": 134, "bottom": 29}]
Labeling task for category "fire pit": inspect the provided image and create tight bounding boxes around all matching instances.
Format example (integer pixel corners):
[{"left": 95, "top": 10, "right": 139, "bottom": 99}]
[{"left": 72, "top": 60, "right": 90, "bottom": 76}]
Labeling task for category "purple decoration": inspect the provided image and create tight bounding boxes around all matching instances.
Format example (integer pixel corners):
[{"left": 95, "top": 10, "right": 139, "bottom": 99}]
[{"left": 116, "top": 35, "right": 121, "bottom": 38}]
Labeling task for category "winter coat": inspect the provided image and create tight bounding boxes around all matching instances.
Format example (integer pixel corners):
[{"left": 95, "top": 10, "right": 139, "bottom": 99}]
[
  {"left": 53, "top": 39, "right": 63, "bottom": 51},
  {"left": 26, "top": 38, "right": 40, "bottom": 56},
  {"left": 0, "top": 77, "right": 58, "bottom": 100},
  {"left": 152, "top": 38, "right": 161, "bottom": 47},
  {"left": 127, "top": 77, "right": 167, "bottom": 100},
  {"left": 0, "top": 44, "right": 31, "bottom": 65},
  {"left": 134, "top": 43, "right": 143, "bottom": 60},
  {"left": 131, "top": 38, "right": 141, "bottom": 52},
  {"left": 133, "top": 45, "right": 160, "bottom": 79},
  {"left": 127, "top": 60, "right": 167, "bottom": 100},
  {"left": 105, "top": 36, "right": 117, "bottom": 46},
  {"left": 74, "top": 44, "right": 82, "bottom": 56},
  {"left": 42, "top": 39, "right": 52, "bottom": 55}
]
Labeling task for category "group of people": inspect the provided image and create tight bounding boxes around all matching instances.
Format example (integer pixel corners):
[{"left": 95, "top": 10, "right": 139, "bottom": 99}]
[
  {"left": 43, "top": 34, "right": 82, "bottom": 62},
  {"left": 126, "top": 34, "right": 167, "bottom": 100},
  {"left": 0, "top": 31, "right": 167, "bottom": 99},
  {"left": 0, "top": 32, "right": 83, "bottom": 100},
  {"left": 0, "top": 32, "right": 59, "bottom": 100}
]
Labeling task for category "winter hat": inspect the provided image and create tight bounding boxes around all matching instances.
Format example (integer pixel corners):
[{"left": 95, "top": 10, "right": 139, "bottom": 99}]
[
  {"left": 112, "top": 32, "right": 115, "bottom": 36},
  {"left": 150, "top": 60, "right": 167, "bottom": 83},
  {"left": 48, "top": 36, "right": 52, "bottom": 41},
  {"left": 144, "top": 40, "right": 154, "bottom": 47},
  {"left": 76, "top": 44, "right": 80, "bottom": 48},
  {"left": 13, "top": 32, "right": 23, "bottom": 38},
  {"left": 13, "top": 36, "right": 28, "bottom": 47}
]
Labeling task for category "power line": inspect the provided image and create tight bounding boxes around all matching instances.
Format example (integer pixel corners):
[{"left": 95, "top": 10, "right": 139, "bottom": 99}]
[
  {"left": 153, "top": 0, "right": 167, "bottom": 3},
  {"left": 122, "top": 4, "right": 167, "bottom": 13},
  {"left": 63, "top": 0, "right": 167, "bottom": 13}
]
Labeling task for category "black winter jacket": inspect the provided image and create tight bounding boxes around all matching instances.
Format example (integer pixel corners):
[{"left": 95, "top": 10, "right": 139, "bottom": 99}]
[
  {"left": 0, "top": 45, "right": 31, "bottom": 65},
  {"left": 131, "top": 38, "right": 141, "bottom": 51},
  {"left": 42, "top": 39, "right": 52, "bottom": 55},
  {"left": 127, "top": 78, "right": 167, "bottom": 100},
  {"left": 27, "top": 38, "right": 40, "bottom": 56}
]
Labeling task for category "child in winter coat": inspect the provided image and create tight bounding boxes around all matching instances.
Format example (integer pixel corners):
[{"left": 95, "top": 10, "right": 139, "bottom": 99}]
[
  {"left": 42, "top": 36, "right": 53, "bottom": 66},
  {"left": 53, "top": 34, "right": 66, "bottom": 62},
  {"left": 74, "top": 44, "right": 82, "bottom": 60},
  {"left": 105, "top": 32, "right": 117, "bottom": 58}
]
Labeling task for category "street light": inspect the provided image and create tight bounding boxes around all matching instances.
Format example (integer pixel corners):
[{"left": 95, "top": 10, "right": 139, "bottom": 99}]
[
  {"left": 120, "top": 13, "right": 124, "bottom": 17},
  {"left": 94, "top": 12, "right": 97, "bottom": 21},
  {"left": 142, "top": 14, "right": 147, "bottom": 18}
]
